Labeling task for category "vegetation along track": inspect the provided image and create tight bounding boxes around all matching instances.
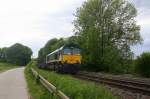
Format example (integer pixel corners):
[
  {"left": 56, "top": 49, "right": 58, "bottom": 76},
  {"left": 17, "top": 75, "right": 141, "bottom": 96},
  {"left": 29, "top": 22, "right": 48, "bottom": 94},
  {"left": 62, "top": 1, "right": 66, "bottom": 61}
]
[{"left": 75, "top": 72, "right": 150, "bottom": 96}]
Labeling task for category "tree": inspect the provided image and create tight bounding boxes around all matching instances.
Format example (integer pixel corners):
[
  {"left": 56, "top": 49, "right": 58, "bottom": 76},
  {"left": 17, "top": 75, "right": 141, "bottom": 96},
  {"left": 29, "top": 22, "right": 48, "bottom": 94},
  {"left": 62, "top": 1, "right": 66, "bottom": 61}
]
[
  {"left": 0, "top": 47, "right": 8, "bottom": 62},
  {"left": 42, "top": 38, "right": 58, "bottom": 62},
  {"left": 135, "top": 52, "right": 150, "bottom": 77},
  {"left": 37, "top": 38, "right": 66, "bottom": 64},
  {"left": 37, "top": 48, "right": 45, "bottom": 64},
  {"left": 6, "top": 43, "right": 32, "bottom": 65},
  {"left": 74, "top": 0, "right": 142, "bottom": 71}
]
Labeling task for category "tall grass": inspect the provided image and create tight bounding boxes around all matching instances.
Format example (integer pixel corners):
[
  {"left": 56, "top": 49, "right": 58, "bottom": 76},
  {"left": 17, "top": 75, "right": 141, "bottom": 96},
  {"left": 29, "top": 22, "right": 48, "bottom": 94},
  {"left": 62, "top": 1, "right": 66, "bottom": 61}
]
[
  {"left": 25, "top": 61, "right": 58, "bottom": 99},
  {"left": 25, "top": 61, "right": 118, "bottom": 99},
  {"left": 0, "top": 62, "right": 18, "bottom": 72}
]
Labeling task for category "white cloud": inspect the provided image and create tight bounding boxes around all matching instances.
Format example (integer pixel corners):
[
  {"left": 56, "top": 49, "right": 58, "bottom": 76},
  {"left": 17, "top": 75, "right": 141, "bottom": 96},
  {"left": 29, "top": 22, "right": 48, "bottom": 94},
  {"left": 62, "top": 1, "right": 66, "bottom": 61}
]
[
  {"left": 0, "top": 0, "right": 85, "bottom": 57},
  {"left": 131, "top": 2, "right": 150, "bottom": 56},
  {"left": 0, "top": 0, "right": 149, "bottom": 58}
]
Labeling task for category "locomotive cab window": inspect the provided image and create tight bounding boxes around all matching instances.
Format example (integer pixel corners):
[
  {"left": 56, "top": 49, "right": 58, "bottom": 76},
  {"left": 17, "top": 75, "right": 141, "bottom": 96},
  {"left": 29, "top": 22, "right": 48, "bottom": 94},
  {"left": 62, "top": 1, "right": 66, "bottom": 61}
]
[
  {"left": 63, "top": 47, "right": 80, "bottom": 55},
  {"left": 73, "top": 48, "right": 80, "bottom": 55},
  {"left": 63, "top": 48, "right": 71, "bottom": 55}
]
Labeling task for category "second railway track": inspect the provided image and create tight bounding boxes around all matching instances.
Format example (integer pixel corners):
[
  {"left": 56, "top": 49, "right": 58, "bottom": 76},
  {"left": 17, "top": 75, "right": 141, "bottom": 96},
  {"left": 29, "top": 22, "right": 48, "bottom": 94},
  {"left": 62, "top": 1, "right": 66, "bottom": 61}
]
[{"left": 75, "top": 72, "right": 150, "bottom": 96}]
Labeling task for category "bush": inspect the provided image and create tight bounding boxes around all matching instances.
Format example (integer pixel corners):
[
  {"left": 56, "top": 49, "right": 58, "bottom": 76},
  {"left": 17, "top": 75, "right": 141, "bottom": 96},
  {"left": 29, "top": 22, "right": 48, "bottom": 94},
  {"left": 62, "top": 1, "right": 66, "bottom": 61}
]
[{"left": 135, "top": 52, "right": 150, "bottom": 77}]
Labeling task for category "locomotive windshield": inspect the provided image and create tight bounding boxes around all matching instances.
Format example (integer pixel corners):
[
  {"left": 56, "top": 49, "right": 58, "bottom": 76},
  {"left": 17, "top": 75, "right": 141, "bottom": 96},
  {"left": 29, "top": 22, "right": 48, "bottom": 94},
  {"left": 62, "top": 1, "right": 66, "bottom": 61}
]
[
  {"left": 63, "top": 48, "right": 71, "bottom": 55},
  {"left": 63, "top": 47, "right": 80, "bottom": 55},
  {"left": 73, "top": 48, "right": 80, "bottom": 55}
]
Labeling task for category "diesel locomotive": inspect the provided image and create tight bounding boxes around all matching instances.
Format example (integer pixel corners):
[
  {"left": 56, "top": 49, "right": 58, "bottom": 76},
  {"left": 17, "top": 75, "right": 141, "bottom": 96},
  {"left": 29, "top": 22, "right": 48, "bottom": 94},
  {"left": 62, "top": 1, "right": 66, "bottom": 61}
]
[{"left": 44, "top": 43, "right": 82, "bottom": 74}]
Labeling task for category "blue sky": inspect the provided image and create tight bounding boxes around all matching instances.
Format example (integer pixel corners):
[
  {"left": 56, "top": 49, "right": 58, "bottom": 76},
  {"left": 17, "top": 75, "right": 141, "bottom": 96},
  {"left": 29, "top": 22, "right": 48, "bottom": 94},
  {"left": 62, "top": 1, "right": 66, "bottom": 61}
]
[{"left": 0, "top": 0, "right": 149, "bottom": 57}]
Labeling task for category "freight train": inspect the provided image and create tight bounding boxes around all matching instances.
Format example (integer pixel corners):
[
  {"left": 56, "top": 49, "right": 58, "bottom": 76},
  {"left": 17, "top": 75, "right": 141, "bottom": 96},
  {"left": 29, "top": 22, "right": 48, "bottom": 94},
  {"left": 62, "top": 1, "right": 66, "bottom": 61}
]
[{"left": 39, "top": 43, "right": 82, "bottom": 74}]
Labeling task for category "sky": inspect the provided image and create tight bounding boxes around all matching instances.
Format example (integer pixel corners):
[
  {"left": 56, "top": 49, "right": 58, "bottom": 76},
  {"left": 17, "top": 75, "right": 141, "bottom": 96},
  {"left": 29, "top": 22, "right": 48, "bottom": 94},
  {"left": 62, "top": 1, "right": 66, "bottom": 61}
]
[
  {"left": 0, "top": 0, "right": 149, "bottom": 57},
  {"left": 129, "top": 0, "right": 150, "bottom": 56}
]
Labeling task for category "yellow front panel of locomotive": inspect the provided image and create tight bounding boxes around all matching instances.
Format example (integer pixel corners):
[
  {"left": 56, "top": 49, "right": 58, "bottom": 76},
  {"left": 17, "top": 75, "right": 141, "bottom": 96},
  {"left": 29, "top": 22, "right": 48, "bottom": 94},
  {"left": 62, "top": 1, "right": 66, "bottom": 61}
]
[{"left": 61, "top": 55, "right": 81, "bottom": 64}]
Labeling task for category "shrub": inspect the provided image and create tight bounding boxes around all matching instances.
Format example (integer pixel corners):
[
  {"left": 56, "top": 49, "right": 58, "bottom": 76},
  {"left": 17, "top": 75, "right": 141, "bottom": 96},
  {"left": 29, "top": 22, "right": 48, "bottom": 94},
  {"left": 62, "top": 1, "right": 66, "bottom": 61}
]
[{"left": 135, "top": 52, "right": 150, "bottom": 77}]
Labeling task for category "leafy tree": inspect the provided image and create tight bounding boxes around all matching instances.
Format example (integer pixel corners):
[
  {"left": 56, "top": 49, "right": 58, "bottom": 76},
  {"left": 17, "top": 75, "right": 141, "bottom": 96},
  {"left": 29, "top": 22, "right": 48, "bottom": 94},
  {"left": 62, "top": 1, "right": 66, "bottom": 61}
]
[
  {"left": 43, "top": 38, "right": 58, "bottom": 57},
  {"left": 37, "top": 48, "right": 45, "bottom": 64},
  {"left": 42, "top": 38, "right": 58, "bottom": 62},
  {"left": 135, "top": 52, "right": 150, "bottom": 77},
  {"left": 37, "top": 38, "right": 66, "bottom": 63},
  {"left": 74, "top": 0, "right": 142, "bottom": 71},
  {"left": 0, "top": 48, "right": 2, "bottom": 61},
  {"left": 50, "top": 38, "right": 66, "bottom": 51},
  {"left": 0, "top": 47, "right": 8, "bottom": 62},
  {"left": 6, "top": 43, "right": 32, "bottom": 65}
]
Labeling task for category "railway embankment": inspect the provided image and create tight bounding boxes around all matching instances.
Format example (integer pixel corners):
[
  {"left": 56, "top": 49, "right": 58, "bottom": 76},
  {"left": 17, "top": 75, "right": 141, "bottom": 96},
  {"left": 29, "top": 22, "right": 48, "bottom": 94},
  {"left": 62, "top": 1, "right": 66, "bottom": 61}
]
[{"left": 75, "top": 71, "right": 150, "bottom": 99}]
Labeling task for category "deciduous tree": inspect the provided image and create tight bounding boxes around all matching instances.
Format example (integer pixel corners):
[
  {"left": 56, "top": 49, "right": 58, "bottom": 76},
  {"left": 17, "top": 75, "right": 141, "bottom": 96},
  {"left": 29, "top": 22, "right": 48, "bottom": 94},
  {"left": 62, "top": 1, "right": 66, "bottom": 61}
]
[
  {"left": 6, "top": 43, "right": 32, "bottom": 65},
  {"left": 74, "top": 0, "right": 142, "bottom": 71}
]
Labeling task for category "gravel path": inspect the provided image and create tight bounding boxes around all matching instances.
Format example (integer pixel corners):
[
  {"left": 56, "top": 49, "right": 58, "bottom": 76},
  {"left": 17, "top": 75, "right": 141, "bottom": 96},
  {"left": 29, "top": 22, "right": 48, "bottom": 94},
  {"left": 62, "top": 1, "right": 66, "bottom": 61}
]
[{"left": 0, "top": 67, "right": 28, "bottom": 99}]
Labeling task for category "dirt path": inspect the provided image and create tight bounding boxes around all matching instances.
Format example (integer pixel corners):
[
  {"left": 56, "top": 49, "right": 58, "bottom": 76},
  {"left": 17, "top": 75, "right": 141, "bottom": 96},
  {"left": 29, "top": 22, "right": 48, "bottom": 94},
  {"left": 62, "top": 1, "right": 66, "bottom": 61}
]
[{"left": 0, "top": 67, "right": 28, "bottom": 99}]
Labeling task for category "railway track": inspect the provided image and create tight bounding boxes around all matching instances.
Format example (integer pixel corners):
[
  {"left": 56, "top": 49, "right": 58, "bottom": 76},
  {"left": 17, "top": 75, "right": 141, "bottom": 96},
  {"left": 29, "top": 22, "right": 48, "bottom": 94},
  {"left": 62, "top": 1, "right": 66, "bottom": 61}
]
[{"left": 75, "top": 72, "right": 150, "bottom": 96}]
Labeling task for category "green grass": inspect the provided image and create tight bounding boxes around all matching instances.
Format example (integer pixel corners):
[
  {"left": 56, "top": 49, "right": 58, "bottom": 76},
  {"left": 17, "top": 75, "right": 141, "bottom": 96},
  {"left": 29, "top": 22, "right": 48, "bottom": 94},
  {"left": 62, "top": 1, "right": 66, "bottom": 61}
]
[
  {"left": 25, "top": 61, "right": 118, "bottom": 99},
  {"left": 0, "top": 62, "right": 18, "bottom": 73},
  {"left": 25, "top": 61, "right": 57, "bottom": 99}
]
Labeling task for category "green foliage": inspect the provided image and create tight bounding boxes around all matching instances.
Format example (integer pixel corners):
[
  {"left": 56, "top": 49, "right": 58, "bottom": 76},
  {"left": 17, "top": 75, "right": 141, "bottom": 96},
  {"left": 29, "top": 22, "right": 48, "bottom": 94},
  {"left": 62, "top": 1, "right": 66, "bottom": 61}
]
[
  {"left": 6, "top": 43, "right": 32, "bottom": 65},
  {"left": 0, "top": 47, "right": 8, "bottom": 62},
  {"left": 135, "top": 52, "right": 150, "bottom": 77},
  {"left": 37, "top": 48, "right": 45, "bottom": 64},
  {"left": 43, "top": 38, "right": 58, "bottom": 58},
  {"left": 74, "top": 0, "right": 142, "bottom": 72},
  {"left": 38, "top": 38, "right": 57, "bottom": 64},
  {"left": 0, "top": 43, "right": 32, "bottom": 66},
  {"left": 37, "top": 38, "right": 66, "bottom": 64},
  {"left": 25, "top": 61, "right": 56, "bottom": 99},
  {"left": 25, "top": 61, "right": 118, "bottom": 99}
]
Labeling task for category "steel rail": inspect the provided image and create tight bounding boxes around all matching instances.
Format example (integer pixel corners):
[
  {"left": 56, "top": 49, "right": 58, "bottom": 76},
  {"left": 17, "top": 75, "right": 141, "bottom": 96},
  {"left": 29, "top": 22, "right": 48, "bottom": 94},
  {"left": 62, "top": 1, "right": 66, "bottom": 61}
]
[{"left": 75, "top": 72, "right": 150, "bottom": 95}]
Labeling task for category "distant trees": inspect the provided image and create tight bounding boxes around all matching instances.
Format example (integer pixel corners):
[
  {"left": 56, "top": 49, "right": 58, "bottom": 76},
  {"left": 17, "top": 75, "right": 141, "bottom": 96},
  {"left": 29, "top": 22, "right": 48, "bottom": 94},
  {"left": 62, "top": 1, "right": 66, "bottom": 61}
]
[
  {"left": 37, "top": 48, "right": 45, "bottom": 64},
  {"left": 135, "top": 52, "right": 150, "bottom": 77},
  {"left": 74, "top": 0, "right": 142, "bottom": 72},
  {"left": 0, "top": 43, "right": 32, "bottom": 66},
  {"left": 0, "top": 47, "right": 8, "bottom": 62}
]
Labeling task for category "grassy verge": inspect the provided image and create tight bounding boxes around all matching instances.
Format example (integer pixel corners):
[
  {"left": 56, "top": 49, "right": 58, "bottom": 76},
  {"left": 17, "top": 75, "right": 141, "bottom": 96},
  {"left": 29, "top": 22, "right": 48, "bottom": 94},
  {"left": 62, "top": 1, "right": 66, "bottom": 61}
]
[
  {"left": 0, "top": 62, "right": 18, "bottom": 73},
  {"left": 25, "top": 61, "right": 57, "bottom": 99},
  {"left": 25, "top": 61, "right": 118, "bottom": 99}
]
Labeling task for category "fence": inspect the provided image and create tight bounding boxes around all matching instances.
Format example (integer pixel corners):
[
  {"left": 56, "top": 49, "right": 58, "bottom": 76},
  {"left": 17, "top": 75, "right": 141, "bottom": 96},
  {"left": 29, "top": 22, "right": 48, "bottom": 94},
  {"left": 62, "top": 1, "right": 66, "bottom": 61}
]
[{"left": 30, "top": 68, "right": 70, "bottom": 99}]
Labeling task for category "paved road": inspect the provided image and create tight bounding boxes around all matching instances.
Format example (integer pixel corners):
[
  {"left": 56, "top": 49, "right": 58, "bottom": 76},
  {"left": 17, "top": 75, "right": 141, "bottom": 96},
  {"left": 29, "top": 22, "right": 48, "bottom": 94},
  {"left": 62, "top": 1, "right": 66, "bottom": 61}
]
[{"left": 0, "top": 67, "right": 28, "bottom": 99}]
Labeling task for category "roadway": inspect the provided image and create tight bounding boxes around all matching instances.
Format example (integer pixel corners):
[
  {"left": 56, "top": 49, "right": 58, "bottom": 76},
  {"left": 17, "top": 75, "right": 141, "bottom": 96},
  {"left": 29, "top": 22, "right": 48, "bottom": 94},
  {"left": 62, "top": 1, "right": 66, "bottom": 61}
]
[{"left": 0, "top": 67, "right": 28, "bottom": 99}]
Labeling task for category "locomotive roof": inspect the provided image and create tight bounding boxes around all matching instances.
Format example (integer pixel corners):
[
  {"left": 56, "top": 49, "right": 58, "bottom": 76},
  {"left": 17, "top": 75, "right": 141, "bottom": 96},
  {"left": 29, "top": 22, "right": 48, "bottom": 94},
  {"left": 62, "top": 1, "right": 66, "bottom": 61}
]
[
  {"left": 63, "top": 43, "right": 80, "bottom": 48},
  {"left": 47, "top": 43, "right": 80, "bottom": 56},
  {"left": 47, "top": 47, "right": 63, "bottom": 56}
]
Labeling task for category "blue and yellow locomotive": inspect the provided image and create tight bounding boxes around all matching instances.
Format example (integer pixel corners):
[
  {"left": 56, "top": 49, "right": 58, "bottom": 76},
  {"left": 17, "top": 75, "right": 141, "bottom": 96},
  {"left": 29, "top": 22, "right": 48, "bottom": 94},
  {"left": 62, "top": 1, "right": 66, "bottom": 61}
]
[{"left": 45, "top": 43, "right": 82, "bottom": 74}]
